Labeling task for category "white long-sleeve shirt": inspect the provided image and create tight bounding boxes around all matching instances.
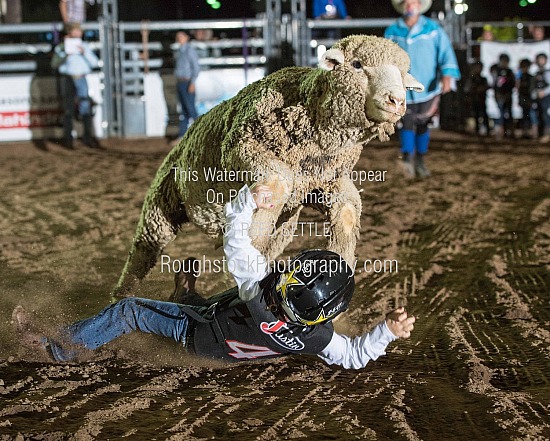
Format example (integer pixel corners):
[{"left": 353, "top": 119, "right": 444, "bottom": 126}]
[{"left": 222, "top": 185, "right": 398, "bottom": 369}]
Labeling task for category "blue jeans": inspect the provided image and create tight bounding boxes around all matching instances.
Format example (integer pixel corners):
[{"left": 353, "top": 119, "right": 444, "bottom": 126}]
[
  {"left": 495, "top": 95, "right": 513, "bottom": 130},
  {"left": 60, "top": 75, "right": 93, "bottom": 142},
  {"left": 176, "top": 79, "right": 198, "bottom": 137},
  {"left": 519, "top": 103, "right": 535, "bottom": 130},
  {"left": 534, "top": 95, "right": 550, "bottom": 131},
  {"left": 48, "top": 298, "right": 192, "bottom": 361}
]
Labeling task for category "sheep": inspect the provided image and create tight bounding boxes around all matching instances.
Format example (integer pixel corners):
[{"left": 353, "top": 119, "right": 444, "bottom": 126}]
[{"left": 113, "top": 34, "right": 423, "bottom": 297}]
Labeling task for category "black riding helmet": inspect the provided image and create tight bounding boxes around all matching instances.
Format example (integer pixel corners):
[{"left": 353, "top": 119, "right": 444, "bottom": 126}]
[{"left": 270, "top": 250, "right": 355, "bottom": 326}]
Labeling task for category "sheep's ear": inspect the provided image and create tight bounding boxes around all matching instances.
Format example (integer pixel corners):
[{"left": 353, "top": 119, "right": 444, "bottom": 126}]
[
  {"left": 319, "top": 48, "right": 345, "bottom": 71},
  {"left": 404, "top": 73, "right": 424, "bottom": 92}
]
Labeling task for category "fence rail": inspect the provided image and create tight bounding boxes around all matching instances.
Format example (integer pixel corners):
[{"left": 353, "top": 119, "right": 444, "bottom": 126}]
[
  {"left": 0, "top": 8, "right": 549, "bottom": 139},
  {"left": 465, "top": 20, "right": 550, "bottom": 62}
]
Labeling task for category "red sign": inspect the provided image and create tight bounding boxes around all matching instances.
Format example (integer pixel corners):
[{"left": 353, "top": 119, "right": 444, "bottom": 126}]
[{"left": 0, "top": 110, "right": 63, "bottom": 129}]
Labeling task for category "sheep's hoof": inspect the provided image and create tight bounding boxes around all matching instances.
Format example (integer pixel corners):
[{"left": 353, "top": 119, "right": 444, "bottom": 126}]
[
  {"left": 169, "top": 257, "right": 199, "bottom": 303},
  {"left": 109, "top": 289, "right": 131, "bottom": 303}
]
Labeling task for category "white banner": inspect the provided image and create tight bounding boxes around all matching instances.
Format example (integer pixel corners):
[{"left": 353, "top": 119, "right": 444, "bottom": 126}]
[
  {"left": 156, "top": 68, "right": 265, "bottom": 137},
  {"left": 480, "top": 40, "right": 550, "bottom": 119},
  {"left": 0, "top": 73, "right": 104, "bottom": 142},
  {"left": 0, "top": 68, "right": 264, "bottom": 141}
]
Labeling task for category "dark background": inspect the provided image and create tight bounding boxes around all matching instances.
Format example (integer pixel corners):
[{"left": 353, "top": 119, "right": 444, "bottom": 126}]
[{"left": 21, "top": 0, "right": 550, "bottom": 22}]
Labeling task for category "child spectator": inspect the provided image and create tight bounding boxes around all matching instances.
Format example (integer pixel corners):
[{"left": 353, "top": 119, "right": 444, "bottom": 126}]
[
  {"left": 532, "top": 53, "right": 550, "bottom": 142},
  {"left": 465, "top": 60, "right": 489, "bottom": 135},
  {"left": 51, "top": 22, "right": 100, "bottom": 149},
  {"left": 517, "top": 59, "right": 535, "bottom": 139},
  {"left": 529, "top": 25, "right": 546, "bottom": 42},
  {"left": 490, "top": 53, "right": 516, "bottom": 139}
]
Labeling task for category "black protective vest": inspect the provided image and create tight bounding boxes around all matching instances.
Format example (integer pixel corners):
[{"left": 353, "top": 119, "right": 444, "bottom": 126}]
[{"left": 183, "top": 287, "right": 334, "bottom": 362}]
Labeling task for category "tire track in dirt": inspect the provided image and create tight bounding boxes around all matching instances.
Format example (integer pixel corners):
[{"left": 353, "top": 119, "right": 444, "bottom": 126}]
[
  {"left": 447, "top": 307, "right": 550, "bottom": 438},
  {"left": 439, "top": 177, "right": 550, "bottom": 437},
  {"left": 384, "top": 387, "right": 421, "bottom": 441},
  {"left": 354, "top": 143, "right": 550, "bottom": 439}
]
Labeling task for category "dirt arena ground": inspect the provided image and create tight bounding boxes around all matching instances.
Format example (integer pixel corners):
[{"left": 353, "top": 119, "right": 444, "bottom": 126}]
[{"left": 0, "top": 131, "right": 549, "bottom": 440}]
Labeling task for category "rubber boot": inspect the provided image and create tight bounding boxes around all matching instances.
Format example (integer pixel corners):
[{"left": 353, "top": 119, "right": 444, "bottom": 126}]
[
  {"left": 414, "top": 153, "right": 431, "bottom": 178},
  {"left": 540, "top": 127, "right": 550, "bottom": 143},
  {"left": 62, "top": 114, "right": 73, "bottom": 149},
  {"left": 82, "top": 115, "right": 99, "bottom": 148}
]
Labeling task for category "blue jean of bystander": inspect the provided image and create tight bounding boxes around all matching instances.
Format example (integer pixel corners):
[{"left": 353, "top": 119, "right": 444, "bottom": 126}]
[
  {"left": 176, "top": 79, "right": 198, "bottom": 137},
  {"left": 60, "top": 75, "right": 94, "bottom": 146}
]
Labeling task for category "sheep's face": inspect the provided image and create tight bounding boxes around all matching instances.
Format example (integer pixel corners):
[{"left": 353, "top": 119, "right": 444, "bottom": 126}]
[{"left": 319, "top": 36, "right": 423, "bottom": 124}]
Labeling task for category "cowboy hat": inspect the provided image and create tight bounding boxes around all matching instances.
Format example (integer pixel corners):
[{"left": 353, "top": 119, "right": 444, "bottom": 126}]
[{"left": 391, "top": 0, "right": 432, "bottom": 14}]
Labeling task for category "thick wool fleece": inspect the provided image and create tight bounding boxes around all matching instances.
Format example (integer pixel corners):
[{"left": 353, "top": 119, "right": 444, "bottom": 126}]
[{"left": 114, "top": 35, "right": 412, "bottom": 295}]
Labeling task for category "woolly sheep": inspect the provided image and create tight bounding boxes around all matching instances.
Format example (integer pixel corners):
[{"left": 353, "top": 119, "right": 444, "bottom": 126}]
[{"left": 113, "top": 35, "right": 423, "bottom": 297}]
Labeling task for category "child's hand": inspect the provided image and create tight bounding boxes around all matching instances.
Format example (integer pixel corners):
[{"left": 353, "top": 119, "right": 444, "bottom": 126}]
[
  {"left": 385, "top": 307, "right": 415, "bottom": 339},
  {"left": 251, "top": 184, "right": 275, "bottom": 209}
]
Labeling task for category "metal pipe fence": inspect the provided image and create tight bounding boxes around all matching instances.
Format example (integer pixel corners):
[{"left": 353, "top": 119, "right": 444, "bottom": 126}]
[
  {"left": 0, "top": 18, "right": 269, "bottom": 138},
  {"left": 0, "top": 7, "right": 548, "bottom": 139},
  {"left": 300, "top": 18, "right": 396, "bottom": 67}
]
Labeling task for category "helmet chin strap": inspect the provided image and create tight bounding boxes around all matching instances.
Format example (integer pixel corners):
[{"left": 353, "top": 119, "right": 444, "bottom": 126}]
[
  {"left": 260, "top": 272, "right": 289, "bottom": 322},
  {"left": 263, "top": 287, "right": 306, "bottom": 326},
  {"left": 266, "top": 303, "right": 280, "bottom": 315},
  {"left": 265, "top": 300, "right": 299, "bottom": 325}
]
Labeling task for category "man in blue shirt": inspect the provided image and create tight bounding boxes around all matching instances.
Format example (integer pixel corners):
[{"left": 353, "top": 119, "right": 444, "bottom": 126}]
[
  {"left": 313, "top": 0, "right": 349, "bottom": 20},
  {"left": 312, "top": 0, "right": 350, "bottom": 40},
  {"left": 174, "top": 31, "right": 201, "bottom": 140},
  {"left": 51, "top": 22, "right": 99, "bottom": 149},
  {"left": 385, "top": 0, "right": 460, "bottom": 178}
]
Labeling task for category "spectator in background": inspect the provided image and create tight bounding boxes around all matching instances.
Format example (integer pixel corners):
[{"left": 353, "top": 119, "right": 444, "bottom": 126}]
[
  {"left": 174, "top": 30, "right": 200, "bottom": 142},
  {"left": 480, "top": 26, "right": 495, "bottom": 42},
  {"left": 59, "top": 0, "right": 95, "bottom": 24},
  {"left": 313, "top": 0, "right": 350, "bottom": 20},
  {"left": 471, "top": 25, "right": 494, "bottom": 61},
  {"left": 51, "top": 22, "right": 100, "bottom": 149},
  {"left": 490, "top": 54, "right": 515, "bottom": 140},
  {"left": 312, "top": 0, "right": 350, "bottom": 40},
  {"left": 384, "top": 0, "right": 460, "bottom": 178},
  {"left": 529, "top": 25, "right": 546, "bottom": 42},
  {"left": 532, "top": 53, "right": 550, "bottom": 142},
  {"left": 517, "top": 58, "right": 535, "bottom": 139},
  {"left": 193, "top": 29, "right": 220, "bottom": 59},
  {"left": 464, "top": 60, "right": 489, "bottom": 136}
]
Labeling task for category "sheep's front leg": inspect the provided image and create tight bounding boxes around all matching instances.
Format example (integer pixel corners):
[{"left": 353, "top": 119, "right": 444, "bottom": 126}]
[
  {"left": 260, "top": 207, "right": 303, "bottom": 261},
  {"left": 325, "top": 176, "right": 361, "bottom": 267},
  {"left": 248, "top": 161, "right": 294, "bottom": 259},
  {"left": 113, "top": 190, "right": 187, "bottom": 298}
]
